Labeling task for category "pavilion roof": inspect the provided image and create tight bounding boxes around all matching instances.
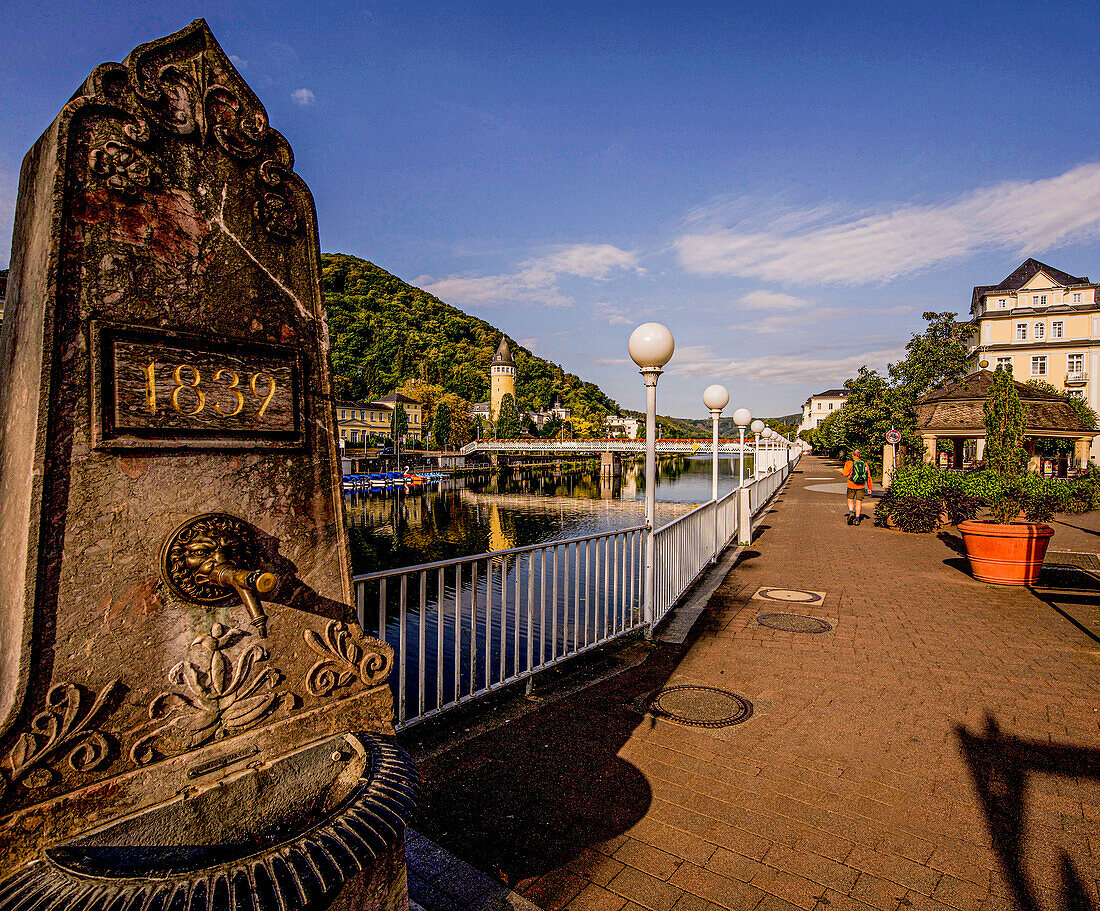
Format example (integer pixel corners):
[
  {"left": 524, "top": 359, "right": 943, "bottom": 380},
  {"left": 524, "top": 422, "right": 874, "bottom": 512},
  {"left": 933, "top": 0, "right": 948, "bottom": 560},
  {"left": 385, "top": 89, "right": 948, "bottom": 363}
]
[{"left": 914, "top": 370, "right": 1096, "bottom": 437}]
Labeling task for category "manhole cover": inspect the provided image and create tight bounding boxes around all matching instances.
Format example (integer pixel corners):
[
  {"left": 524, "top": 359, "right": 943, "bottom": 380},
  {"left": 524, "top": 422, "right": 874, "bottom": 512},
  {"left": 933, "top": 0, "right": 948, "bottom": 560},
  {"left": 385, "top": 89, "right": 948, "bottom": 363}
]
[
  {"left": 646, "top": 685, "right": 752, "bottom": 728},
  {"left": 752, "top": 587, "right": 824, "bottom": 604},
  {"left": 756, "top": 613, "right": 833, "bottom": 633}
]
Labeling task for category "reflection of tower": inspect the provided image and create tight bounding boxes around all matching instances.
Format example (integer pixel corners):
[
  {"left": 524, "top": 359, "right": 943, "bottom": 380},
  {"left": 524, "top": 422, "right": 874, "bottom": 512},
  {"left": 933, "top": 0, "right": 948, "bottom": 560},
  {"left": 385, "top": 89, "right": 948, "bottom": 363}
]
[
  {"left": 488, "top": 503, "right": 513, "bottom": 553},
  {"left": 490, "top": 336, "right": 516, "bottom": 421}
]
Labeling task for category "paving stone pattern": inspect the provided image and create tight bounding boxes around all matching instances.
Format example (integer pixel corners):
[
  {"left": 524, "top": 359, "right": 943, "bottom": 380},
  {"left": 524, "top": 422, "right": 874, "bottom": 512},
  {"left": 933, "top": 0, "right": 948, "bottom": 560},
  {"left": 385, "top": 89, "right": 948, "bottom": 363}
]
[{"left": 413, "top": 456, "right": 1100, "bottom": 911}]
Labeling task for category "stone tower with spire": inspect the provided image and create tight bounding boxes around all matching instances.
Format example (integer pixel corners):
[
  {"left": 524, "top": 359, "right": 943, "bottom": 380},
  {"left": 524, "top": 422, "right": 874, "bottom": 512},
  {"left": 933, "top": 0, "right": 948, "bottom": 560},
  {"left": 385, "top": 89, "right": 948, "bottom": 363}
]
[{"left": 490, "top": 335, "right": 517, "bottom": 420}]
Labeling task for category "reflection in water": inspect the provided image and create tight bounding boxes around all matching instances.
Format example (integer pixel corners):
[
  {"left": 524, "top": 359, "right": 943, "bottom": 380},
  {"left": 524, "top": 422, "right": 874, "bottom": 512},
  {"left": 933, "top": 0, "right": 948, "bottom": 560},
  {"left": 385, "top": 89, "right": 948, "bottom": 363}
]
[
  {"left": 346, "top": 456, "right": 751, "bottom": 720},
  {"left": 345, "top": 455, "right": 749, "bottom": 574}
]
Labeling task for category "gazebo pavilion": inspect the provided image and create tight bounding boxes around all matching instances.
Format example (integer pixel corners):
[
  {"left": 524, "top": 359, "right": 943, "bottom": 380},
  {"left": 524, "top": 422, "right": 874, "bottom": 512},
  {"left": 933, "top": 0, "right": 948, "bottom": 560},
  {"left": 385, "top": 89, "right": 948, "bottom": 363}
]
[{"left": 914, "top": 370, "right": 1097, "bottom": 473}]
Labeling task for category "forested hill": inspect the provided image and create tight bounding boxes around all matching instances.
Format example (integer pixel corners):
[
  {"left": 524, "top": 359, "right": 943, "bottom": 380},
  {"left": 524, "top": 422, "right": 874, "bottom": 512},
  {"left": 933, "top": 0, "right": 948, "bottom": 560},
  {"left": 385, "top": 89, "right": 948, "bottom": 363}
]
[{"left": 321, "top": 254, "right": 618, "bottom": 433}]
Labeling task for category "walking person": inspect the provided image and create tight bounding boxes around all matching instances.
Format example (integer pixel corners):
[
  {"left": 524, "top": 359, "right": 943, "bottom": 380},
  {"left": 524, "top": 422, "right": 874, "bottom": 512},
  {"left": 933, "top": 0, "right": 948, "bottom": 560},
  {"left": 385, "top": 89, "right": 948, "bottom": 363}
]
[{"left": 843, "top": 448, "right": 873, "bottom": 525}]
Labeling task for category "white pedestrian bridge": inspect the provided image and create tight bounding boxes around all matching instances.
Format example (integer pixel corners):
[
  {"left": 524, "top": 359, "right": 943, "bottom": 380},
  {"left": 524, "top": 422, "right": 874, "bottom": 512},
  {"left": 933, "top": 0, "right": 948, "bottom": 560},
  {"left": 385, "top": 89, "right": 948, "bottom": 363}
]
[{"left": 461, "top": 438, "right": 775, "bottom": 456}]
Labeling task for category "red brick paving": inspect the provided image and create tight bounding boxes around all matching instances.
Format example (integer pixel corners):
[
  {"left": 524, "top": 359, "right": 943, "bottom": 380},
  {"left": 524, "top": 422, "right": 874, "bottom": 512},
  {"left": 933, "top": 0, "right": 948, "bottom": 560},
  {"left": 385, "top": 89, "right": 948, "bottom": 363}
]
[{"left": 413, "top": 456, "right": 1100, "bottom": 911}]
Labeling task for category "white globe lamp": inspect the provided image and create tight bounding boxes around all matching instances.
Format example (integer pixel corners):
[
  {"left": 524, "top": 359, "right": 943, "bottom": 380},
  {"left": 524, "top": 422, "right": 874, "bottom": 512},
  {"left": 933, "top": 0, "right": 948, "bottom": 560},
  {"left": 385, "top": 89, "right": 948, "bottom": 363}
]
[
  {"left": 702, "top": 384, "right": 729, "bottom": 412},
  {"left": 628, "top": 323, "right": 675, "bottom": 370}
]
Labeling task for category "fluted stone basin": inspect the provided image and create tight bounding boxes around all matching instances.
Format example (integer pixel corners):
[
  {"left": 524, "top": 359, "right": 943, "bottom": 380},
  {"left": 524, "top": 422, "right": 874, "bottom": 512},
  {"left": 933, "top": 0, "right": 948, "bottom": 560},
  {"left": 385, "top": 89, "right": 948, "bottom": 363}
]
[{"left": 0, "top": 733, "right": 417, "bottom": 910}]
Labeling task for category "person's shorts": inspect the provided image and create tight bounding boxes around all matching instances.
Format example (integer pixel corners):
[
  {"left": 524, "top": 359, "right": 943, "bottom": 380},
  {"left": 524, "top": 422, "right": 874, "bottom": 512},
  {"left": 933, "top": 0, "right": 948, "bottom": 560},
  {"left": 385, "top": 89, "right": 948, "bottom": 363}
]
[{"left": 848, "top": 486, "right": 865, "bottom": 500}]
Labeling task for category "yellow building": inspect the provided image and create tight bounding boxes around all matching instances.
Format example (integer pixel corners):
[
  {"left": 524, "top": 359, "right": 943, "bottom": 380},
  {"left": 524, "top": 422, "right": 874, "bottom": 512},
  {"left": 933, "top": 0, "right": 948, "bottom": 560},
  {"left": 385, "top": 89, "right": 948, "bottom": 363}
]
[
  {"left": 489, "top": 336, "right": 516, "bottom": 421},
  {"left": 968, "top": 258, "right": 1099, "bottom": 462},
  {"left": 336, "top": 392, "right": 423, "bottom": 448}
]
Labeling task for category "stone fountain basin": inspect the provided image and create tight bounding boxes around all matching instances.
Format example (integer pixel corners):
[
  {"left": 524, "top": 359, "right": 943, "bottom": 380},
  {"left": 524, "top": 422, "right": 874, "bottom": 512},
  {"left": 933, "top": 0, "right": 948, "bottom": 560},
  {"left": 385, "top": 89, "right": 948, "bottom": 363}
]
[{"left": 0, "top": 732, "right": 418, "bottom": 910}]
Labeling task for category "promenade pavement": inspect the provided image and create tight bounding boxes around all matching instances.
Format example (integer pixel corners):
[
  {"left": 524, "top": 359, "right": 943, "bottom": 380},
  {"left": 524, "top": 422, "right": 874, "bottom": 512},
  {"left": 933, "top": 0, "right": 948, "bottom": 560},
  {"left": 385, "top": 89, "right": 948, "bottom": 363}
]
[{"left": 410, "top": 455, "right": 1100, "bottom": 911}]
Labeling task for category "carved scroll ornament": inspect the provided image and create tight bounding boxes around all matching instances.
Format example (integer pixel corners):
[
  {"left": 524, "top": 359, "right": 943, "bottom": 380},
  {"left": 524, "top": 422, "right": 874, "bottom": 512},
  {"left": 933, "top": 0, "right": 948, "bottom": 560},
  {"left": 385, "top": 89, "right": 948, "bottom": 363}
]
[
  {"left": 304, "top": 621, "right": 393, "bottom": 697},
  {"left": 1, "top": 681, "right": 121, "bottom": 800}
]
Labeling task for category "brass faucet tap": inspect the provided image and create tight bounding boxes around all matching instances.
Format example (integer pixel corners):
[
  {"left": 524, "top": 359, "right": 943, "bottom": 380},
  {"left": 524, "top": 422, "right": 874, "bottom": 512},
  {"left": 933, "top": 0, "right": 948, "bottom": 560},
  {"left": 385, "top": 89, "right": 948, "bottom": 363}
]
[{"left": 161, "top": 514, "right": 278, "bottom": 637}]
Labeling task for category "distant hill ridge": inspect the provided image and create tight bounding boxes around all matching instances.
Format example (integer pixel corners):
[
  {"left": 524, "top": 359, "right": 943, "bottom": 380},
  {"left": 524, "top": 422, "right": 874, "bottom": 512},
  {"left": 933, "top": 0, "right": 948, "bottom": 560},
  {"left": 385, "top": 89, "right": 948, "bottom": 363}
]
[{"left": 321, "top": 254, "right": 617, "bottom": 431}]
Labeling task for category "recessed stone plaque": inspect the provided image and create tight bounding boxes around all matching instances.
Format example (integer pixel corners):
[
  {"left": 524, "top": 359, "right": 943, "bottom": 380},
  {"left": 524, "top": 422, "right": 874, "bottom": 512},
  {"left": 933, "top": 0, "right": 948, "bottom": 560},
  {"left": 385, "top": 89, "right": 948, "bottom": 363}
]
[{"left": 91, "top": 322, "right": 305, "bottom": 448}]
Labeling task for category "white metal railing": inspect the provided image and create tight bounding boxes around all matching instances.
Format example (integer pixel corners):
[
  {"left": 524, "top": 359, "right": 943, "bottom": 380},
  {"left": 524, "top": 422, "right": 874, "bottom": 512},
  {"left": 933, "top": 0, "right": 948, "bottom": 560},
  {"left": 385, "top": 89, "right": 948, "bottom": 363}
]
[
  {"left": 651, "top": 453, "right": 798, "bottom": 624},
  {"left": 353, "top": 451, "right": 799, "bottom": 729}
]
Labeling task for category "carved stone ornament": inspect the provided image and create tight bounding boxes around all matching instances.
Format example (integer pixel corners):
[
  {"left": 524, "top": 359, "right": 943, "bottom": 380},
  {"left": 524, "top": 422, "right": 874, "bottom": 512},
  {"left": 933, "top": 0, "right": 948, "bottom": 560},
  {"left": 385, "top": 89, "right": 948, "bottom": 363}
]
[
  {"left": 0, "top": 681, "right": 121, "bottom": 800},
  {"left": 130, "top": 624, "right": 282, "bottom": 764},
  {"left": 83, "top": 19, "right": 299, "bottom": 237},
  {"left": 304, "top": 620, "right": 394, "bottom": 697}
]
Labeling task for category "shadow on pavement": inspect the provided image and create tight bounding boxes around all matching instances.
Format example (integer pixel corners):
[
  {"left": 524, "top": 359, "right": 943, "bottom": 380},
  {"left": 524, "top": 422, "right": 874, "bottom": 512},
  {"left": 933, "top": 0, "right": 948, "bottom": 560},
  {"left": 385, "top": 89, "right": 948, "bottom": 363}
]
[
  {"left": 411, "top": 641, "right": 688, "bottom": 890},
  {"left": 957, "top": 715, "right": 1099, "bottom": 911}
]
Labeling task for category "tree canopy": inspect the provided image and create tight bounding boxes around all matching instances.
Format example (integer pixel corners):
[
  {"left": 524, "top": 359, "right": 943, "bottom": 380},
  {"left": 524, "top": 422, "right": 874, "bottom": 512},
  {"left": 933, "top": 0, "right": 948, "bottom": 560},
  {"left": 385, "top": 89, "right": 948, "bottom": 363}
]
[{"left": 321, "top": 253, "right": 618, "bottom": 438}]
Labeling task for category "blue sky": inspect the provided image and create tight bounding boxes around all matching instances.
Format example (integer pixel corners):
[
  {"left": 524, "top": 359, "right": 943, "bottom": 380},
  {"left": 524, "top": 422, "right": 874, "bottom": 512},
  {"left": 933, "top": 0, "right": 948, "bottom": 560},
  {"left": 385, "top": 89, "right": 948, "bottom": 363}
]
[{"left": 4, "top": 1, "right": 1100, "bottom": 419}]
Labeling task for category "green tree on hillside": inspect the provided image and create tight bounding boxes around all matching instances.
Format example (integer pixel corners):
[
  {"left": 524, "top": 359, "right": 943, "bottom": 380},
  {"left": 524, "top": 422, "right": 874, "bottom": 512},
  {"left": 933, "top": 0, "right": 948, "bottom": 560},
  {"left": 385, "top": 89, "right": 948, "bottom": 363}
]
[
  {"left": 495, "top": 395, "right": 521, "bottom": 439},
  {"left": 321, "top": 253, "right": 617, "bottom": 422},
  {"left": 390, "top": 403, "right": 408, "bottom": 442},
  {"left": 432, "top": 399, "right": 450, "bottom": 450}
]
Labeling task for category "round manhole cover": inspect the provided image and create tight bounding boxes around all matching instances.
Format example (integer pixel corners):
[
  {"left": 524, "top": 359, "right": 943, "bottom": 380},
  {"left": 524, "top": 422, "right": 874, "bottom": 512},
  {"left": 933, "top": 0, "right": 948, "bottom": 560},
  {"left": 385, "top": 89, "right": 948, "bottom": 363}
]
[
  {"left": 757, "top": 588, "right": 821, "bottom": 603},
  {"left": 756, "top": 613, "right": 833, "bottom": 633},
  {"left": 646, "top": 685, "right": 752, "bottom": 728}
]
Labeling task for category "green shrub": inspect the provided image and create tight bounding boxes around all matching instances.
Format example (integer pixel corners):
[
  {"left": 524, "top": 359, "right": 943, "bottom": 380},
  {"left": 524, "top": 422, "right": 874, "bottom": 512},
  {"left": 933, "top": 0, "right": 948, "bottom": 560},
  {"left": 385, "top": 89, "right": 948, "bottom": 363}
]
[
  {"left": 874, "top": 492, "right": 941, "bottom": 532},
  {"left": 940, "top": 488, "right": 981, "bottom": 525}
]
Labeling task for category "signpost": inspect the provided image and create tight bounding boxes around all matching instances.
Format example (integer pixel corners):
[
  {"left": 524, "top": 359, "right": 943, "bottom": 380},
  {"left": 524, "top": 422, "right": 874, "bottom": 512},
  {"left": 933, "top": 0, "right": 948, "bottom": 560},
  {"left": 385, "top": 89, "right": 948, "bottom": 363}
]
[{"left": 884, "top": 428, "right": 901, "bottom": 490}]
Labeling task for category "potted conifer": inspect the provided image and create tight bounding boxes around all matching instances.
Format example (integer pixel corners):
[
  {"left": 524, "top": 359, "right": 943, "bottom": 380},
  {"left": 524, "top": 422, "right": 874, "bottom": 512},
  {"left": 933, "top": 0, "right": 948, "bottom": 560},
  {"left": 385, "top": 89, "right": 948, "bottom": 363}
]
[{"left": 957, "top": 367, "right": 1054, "bottom": 584}]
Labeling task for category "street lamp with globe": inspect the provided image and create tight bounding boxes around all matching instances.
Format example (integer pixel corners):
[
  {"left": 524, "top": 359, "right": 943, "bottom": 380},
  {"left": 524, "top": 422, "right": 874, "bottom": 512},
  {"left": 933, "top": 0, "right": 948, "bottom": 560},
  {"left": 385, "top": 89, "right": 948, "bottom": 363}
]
[
  {"left": 628, "top": 323, "right": 675, "bottom": 630},
  {"left": 703, "top": 384, "right": 729, "bottom": 562},
  {"left": 750, "top": 419, "right": 764, "bottom": 477},
  {"left": 732, "top": 407, "right": 752, "bottom": 489}
]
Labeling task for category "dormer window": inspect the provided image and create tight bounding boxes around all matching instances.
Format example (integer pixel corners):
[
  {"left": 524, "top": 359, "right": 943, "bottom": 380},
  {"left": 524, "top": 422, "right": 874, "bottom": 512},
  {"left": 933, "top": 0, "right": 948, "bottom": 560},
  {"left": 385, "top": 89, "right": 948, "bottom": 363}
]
[
  {"left": 1031, "top": 294, "right": 1047, "bottom": 307},
  {"left": 1073, "top": 292, "right": 1082, "bottom": 303},
  {"left": 998, "top": 298, "right": 1007, "bottom": 308},
  {"left": 1034, "top": 322, "right": 1045, "bottom": 340}
]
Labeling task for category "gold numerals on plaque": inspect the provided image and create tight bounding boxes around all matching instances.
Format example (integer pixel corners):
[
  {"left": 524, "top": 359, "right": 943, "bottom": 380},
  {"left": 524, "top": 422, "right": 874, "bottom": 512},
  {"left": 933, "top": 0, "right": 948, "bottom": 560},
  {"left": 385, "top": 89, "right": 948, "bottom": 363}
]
[{"left": 141, "top": 360, "right": 279, "bottom": 419}]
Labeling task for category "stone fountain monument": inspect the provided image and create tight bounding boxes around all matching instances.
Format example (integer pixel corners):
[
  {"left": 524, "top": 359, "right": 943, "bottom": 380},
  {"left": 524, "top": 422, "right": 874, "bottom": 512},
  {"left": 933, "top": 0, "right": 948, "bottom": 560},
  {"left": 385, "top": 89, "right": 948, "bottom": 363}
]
[{"left": 0, "top": 20, "right": 416, "bottom": 909}]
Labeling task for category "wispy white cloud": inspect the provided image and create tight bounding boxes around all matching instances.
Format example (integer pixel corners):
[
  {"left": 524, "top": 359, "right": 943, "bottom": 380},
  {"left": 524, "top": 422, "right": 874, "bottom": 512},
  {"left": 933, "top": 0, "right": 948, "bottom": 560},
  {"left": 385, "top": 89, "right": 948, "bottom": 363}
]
[
  {"left": 729, "top": 307, "right": 849, "bottom": 334},
  {"left": 676, "top": 163, "right": 1100, "bottom": 285},
  {"left": 229, "top": 54, "right": 248, "bottom": 71},
  {"left": 519, "top": 336, "right": 539, "bottom": 350},
  {"left": 737, "top": 290, "right": 812, "bottom": 311},
  {"left": 593, "top": 301, "right": 634, "bottom": 325},
  {"left": 668, "top": 344, "right": 906, "bottom": 385},
  {"left": 420, "top": 244, "right": 641, "bottom": 307},
  {"left": 290, "top": 88, "right": 316, "bottom": 106}
]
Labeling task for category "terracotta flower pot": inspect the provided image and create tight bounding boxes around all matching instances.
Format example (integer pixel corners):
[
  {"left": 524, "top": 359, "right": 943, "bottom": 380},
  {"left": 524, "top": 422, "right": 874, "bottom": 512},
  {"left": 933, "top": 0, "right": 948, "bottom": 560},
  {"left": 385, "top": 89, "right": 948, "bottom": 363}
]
[{"left": 957, "top": 519, "right": 1054, "bottom": 585}]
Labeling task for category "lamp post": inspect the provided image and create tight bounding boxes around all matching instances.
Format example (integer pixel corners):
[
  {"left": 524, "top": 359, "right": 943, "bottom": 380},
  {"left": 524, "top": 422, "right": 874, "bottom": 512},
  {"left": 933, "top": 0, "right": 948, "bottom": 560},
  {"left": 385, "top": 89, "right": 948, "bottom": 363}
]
[
  {"left": 703, "top": 384, "right": 729, "bottom": 563},
  {"left": 750, "top": 420, "right": 764, "bottom": 477},
  {"left": 733, "top": 408, "right": 752, "bottom": 545},
  {"left": 762, "top": 427, "right": 775, "bottom": 473},
  {"left": 629, "top": 323, "right": 675, "bottom": 632},
  {"left": 732, "top": 408, "right": 752, "bottom": 488}
]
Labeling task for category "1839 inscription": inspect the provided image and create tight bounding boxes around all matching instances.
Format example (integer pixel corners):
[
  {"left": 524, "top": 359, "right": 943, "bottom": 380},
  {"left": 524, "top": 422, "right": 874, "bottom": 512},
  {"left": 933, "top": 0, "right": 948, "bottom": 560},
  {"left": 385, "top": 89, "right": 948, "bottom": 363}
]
[{"left": 92, "top": 323, "right": 305, "bottom": 449}]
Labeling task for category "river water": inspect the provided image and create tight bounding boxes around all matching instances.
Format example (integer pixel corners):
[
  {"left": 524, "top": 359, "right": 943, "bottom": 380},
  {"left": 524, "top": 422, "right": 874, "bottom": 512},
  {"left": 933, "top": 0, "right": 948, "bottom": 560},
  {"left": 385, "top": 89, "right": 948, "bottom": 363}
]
[
  {"left": 344, "top": 454, "right": 751, "bottom": 574},
  {"left": 344, "top": 454, "right": 751, "bottom": 722}
]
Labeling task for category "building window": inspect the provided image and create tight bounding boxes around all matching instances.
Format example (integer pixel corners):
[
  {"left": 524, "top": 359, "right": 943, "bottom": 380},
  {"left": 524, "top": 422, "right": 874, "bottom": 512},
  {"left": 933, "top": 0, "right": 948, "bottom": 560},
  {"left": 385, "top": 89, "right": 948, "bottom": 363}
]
[
  {"left": 1031, "top": 356, "right": 1047, "bottom": 376},
  {"left": 1031, "top": 294, "right": 1047, "bottom": 306},
  {"left": 998, "top": 298, "right": 1007, "bottom": 308},
  {"left": 350, "top": 431, "right": 359, "bottom": 442},
  {"left": 1073, "top": 292, "right": 1081, "bottom": 303},
  {"left": 1068, "top": 389, "right": 1085, "bottom": 399},
  {"left": 1051, "top": 321, "right": 1063, "bottom": 338},
  {"left": 1033, "top": 322, "right": 1045, "bottom": 340},
  {"left": 1068, "top": 353, "right": 1084, "bottom": 374},
  {"left": 996, "top": 356, "right": 1013, "bottom": 372},
  {"left": 1015, "top": 324, "right": 1027, "bottom": 340}
]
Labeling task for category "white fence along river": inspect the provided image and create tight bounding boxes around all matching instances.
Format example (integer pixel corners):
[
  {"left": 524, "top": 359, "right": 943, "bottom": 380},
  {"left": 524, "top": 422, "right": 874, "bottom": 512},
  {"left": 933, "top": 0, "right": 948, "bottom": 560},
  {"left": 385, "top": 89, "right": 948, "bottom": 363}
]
[{"left": 352, "top": 452, "right": 799, "bottom": 729}]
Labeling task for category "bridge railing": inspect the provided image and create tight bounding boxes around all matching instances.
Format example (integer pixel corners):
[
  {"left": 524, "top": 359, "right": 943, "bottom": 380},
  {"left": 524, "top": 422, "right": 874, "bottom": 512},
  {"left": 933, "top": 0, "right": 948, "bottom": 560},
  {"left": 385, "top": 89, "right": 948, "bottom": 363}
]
[
  {"left": 353, "top": 451, "right": 799, "bottom": 730},
  {"left": 461, "top": 438, "right": 753, "bottom": 454}
]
